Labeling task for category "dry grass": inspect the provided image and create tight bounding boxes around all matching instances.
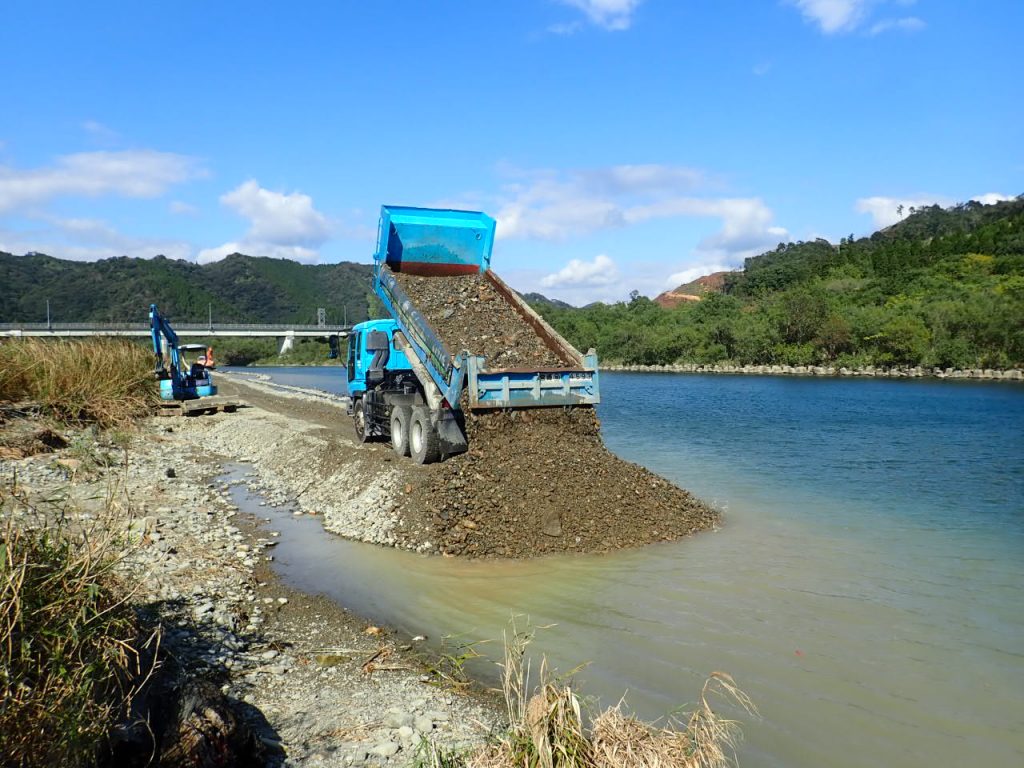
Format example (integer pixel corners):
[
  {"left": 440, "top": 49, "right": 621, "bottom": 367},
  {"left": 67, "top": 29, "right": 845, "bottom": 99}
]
[
  {"left": 417, "top": 619, "right": 756, "bottom": 768},
  {"left": 591, "top": 674, "right": 756, "bottom": 768},
  {"left": 0, "top": 338, "right": 157, "bottom": 428},
  {"left": 0, "top": 483, "right": 158, "bottom": 767}
]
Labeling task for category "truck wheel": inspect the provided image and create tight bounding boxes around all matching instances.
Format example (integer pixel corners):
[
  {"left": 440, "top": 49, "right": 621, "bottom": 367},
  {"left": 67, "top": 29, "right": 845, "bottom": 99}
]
[
  {"left": 409, "top": 406, "right": 441, "bottom": 464},
  {"left": 390, "top": 405, "right": 411, "bottom": 457},
  {"left": 353, "top": 398, "right": 371, "bottom": 443}
]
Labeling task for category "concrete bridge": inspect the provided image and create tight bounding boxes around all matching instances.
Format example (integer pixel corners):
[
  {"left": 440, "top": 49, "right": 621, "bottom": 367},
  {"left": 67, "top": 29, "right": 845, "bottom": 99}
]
[{"left": 0, "top": 322, "right": 351, "bottom": 354}]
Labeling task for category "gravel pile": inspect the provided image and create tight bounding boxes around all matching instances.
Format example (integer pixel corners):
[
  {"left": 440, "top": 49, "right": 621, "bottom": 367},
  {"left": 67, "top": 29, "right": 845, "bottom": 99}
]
[
  {"left": 388, "top": 271, "right": 720, "bottom": 558},
  {"left": 399, "top": 408, "right": 718, "bottom": 558},
  {"left": 393, "top": 270, "right": 566, "bottom": 369}
]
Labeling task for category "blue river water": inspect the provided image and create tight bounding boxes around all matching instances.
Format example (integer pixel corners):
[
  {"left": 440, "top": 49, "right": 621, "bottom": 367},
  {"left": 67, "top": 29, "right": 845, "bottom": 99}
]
[{"left": 229, "top": 367, "right": 1024, "bottom": 767}]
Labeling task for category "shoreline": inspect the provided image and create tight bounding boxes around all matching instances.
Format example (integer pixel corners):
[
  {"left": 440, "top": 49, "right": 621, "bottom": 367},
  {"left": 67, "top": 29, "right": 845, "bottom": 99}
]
[
  {"left": 1, "top": 405, "right": 502, "bottom": 766},
  {"left": 234, "top": 360, "right": 1024, "bottom": 382},
  {"left": 601, "top": 362, "right": 1024, "bottom": 381}
]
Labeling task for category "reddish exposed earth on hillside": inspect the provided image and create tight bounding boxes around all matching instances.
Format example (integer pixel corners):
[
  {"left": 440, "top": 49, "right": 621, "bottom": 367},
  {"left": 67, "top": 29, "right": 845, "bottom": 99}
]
[{"left": 654, "top": 271, "right": 732, "bottom": 308}]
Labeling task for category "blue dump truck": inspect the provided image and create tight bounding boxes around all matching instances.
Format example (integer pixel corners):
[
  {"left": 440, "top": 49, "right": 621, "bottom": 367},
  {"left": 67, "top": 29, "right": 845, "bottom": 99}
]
[{"left": 347, "top": 205, "right": 600, "bottom": 464}]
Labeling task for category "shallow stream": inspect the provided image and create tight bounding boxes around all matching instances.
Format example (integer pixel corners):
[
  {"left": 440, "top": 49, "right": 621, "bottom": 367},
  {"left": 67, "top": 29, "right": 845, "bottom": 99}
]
[{"left": 229, "top": 367, "right": 1024, "bottom": 767}]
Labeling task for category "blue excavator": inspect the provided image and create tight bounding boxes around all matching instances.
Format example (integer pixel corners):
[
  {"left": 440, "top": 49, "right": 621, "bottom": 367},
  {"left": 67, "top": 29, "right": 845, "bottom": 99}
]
[{"left": 149, "top": 304, "right": 217, "bottom": 401}]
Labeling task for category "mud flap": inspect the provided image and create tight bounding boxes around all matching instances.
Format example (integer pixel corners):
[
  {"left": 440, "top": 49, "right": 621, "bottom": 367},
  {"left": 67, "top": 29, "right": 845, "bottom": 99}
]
[{"left": 435, "top": 410, "right": 468, "bottom": 458}]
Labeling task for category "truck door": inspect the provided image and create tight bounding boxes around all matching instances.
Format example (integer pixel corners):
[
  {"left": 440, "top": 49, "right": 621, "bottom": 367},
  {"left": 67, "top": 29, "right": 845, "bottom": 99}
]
[{"left": 346, "top": 331, "right": 360, "bottom": 384}]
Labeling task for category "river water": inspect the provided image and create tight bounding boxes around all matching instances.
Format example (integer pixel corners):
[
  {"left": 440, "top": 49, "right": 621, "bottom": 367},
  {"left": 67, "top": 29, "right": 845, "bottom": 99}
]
[{"left": 230, "top": 367, "right": 1024, "bottom": 767}]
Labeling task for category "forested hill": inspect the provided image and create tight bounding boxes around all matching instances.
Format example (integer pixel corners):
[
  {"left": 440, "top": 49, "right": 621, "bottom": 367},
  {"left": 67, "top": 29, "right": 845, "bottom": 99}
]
[
  {"left": 0, "top": 252, "right": 376, "bottom": 326},
  {"left": 533, "top": 197, "right": 1024, "bottom": 369}
]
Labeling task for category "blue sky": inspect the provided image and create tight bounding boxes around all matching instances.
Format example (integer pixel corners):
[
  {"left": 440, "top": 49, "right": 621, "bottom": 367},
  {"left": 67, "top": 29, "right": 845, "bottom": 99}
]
[{"left": 1, "top": 0, "right": 1021, "bottom": 304}]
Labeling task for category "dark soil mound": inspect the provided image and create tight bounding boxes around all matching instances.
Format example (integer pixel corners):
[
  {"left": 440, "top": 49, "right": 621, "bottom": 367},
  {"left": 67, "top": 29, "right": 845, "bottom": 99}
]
[
  {"left": 390, "top": 270, "right": 718, "bottom": 558},
  {"left": 401, "top": 408, "right": 718, "bottom": 557},
  {"left": 393, "top": 270, "right": 565, "bottom": 369}
]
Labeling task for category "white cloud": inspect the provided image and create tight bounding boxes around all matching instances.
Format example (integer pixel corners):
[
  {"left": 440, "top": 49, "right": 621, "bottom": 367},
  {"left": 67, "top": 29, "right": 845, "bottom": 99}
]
[
  {"left": 972, "top": 192, "right": 1016, "bottom": 206},
  {"left": 554, "top": 0, "right": 643, "bottom": 31},
  {"left": 665, "top": 264, "right": 734, "bottom": 288},
  {"left": 196, "top": 241, "right": 319, "bottom": 265},
  {"left": 0, "top": 216, "right": 193, "bottom": 262},
  {"left": 489, "top": 165, "right": 788, "bottom": 268},
  {"left": 855, "top": 195, "right": 952, "bottom": 228},
  {"left": 220, "top": 180, "right": 330, "bottom": 244},
  {"left": 481, "top": 165, "right": 788, "bottom": 303},
  {"left": 869, "top": 16, "right": 925, "bottom": 35},
  {"left": 494, "top": 164, "right": 706, "bottom": 240},
  {"left": 0, "top": 149, "right": 205, "bottom": 213},
  {"left": 789, "top": 0, "right": 870, "bottom": 34},
  {"left": 788, "top": 0, "right": 926, "bottom": 35},
  {"left": 855, "top": 192, "right": 1017, "bottom": 229},
  {"left": 198, "top": 179, "right": 331, "bottom": 264},
  {"left": 541, "top": 254, "right": 619, "bottom": 288}
]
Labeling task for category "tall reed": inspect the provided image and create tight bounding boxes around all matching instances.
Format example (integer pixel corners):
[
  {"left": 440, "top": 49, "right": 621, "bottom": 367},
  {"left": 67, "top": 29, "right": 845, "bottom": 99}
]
[
  {"left": 0, "top": 338, "right": 157, "bottom": 427},
  {"left": 0, "top": 483, "right": 157, "bottom": 768}
]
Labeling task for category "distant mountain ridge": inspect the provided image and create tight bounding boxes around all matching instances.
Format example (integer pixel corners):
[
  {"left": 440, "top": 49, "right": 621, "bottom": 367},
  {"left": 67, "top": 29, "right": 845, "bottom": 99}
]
[{"left": 0, "top": 252, "right": 377, "bottom": 326}]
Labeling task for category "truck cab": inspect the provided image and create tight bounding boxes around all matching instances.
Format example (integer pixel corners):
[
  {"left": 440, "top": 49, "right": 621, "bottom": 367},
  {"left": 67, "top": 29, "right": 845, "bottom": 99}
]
[
  {"left": 346, "top": 317, "right": 463, "bottom": 464},
  {"left": 346, "top": 318, "right": 411, "bottom": 399}
]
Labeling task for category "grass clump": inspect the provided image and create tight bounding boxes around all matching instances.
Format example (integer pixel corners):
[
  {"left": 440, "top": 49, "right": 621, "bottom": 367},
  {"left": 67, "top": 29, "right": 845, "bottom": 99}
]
[
  {"left": 420, "top": 620, "right": 756, "bottom": 768},
  {"left": 0, "top": 338, "right": 158, "bottom": 428},
  {"left": 0, "top": 489, "right": 156, "bottom": 768}
]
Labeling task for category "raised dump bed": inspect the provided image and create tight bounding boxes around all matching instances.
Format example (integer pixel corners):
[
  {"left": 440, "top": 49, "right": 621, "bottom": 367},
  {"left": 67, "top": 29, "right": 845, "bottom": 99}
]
[
  {"left": 372, "top": 205, "right": 600, "bottom": 410},
  {"left": 346, "top": 205, "right": 599, "bottom": 463}
]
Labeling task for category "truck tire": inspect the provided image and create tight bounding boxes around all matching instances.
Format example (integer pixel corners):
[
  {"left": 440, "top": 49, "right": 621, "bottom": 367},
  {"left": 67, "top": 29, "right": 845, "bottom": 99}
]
[
  {"left": 390, "top": 405, "right": 411, "bottom": 457},
  {"left": 409, "top": 406, "right": 441, "bottom": 465},
  {"left": 353, "top": 398, "right": 371, "bottom": 443}
]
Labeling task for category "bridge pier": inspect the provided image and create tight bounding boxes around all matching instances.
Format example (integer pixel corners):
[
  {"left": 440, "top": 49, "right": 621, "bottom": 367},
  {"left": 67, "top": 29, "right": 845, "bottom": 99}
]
[{"left": 278, "top": 331, "right": 295, "bottom": 355}]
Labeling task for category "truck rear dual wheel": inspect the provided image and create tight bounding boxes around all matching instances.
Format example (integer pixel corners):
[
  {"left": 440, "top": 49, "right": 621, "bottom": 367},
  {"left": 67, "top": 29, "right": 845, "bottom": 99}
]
[
  {"left": 409, "top": 406, "right": 441, "bottom": 465},
  {"left": 390, "top": 406, "right": 411, "bottom": 457}
]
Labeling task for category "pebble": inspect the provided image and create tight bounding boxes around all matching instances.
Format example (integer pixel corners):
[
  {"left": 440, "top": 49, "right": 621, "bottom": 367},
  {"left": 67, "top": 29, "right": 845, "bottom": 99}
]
[
  {"left": 370, "top": 742, "right": 401, "bottom": 758},
  {"left": 384, "top": 710, "right": 414, "bottom": 729}
]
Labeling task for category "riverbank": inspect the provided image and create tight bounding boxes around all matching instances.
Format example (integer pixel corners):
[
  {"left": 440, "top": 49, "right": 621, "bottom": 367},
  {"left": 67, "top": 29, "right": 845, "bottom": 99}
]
[
  {"left": 602, "top": 362, "right": 1024, "bottom": 380},
  {"left": 1, "top": 413, "right": 501, "bottom": 766},
  {"left": 1, "top": 367, "right": 741, "bottom": 767},
  {"left": 181, "top": 374, "right": 718, "bottom": 559}
]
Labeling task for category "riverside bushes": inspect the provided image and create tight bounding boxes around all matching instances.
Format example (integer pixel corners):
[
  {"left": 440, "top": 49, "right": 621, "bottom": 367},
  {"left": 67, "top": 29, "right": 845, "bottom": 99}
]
[
  {"left": 0, "top": 501, "right": 154, "bottom": 767},
  {"left": 0, "top": 338, "right": 157, "bottom": 428}
]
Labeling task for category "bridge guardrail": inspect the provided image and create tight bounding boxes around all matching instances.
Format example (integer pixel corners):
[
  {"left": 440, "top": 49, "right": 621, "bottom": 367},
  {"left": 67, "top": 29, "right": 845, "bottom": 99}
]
[{"left": 0, "top": 322, "right": 351, "bottom": 332}]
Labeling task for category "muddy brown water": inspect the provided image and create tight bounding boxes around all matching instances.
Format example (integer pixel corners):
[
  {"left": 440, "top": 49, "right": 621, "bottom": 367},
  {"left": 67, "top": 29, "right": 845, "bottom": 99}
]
[{"left": 225, "top": 368, "right": 1024, "bottom": 768}]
